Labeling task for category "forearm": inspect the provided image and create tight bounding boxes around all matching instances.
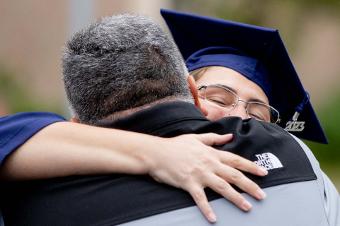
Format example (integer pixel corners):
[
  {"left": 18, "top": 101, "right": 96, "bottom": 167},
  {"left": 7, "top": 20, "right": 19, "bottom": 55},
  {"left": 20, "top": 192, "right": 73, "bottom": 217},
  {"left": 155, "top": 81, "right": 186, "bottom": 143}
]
[
  {"left": 0, "top": 121, "right": 268, "bottom": 223},
  {"left": 0, "top": 122, "right": 157, "bottom": 180}
]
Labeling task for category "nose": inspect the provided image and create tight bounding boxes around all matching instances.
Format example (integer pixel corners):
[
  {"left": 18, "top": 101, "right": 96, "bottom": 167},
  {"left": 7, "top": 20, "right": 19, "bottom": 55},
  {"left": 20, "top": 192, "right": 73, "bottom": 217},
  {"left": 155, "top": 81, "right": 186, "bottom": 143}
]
[{"left": 227, "top": 102, "right": 249, "bottom": 120}]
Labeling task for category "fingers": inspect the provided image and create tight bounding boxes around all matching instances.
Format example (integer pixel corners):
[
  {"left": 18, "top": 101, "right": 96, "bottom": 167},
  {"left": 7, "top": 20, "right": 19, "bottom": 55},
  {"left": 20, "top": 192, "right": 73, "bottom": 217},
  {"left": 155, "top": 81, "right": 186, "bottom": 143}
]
[
  {"left": 206, "top": 174, "right": 253, "bottom": 211},
  {"left": 154, "top": 133, "right": 269, "bottom": 223},
  {"left": 216, "top": 164, "right": 266, "bottom": 201},
  {"left": 188, "top": 186, "right": 217, "bottom": 223},
  {"left": 218, "top": 151, "right": 268, "bottom": 176},
  {"left": 187, "top": 167, "right": 264, "bottom": 219},
  {"left": 196, "top": 133, "right": 233, "bottom": 146},
  {"left": 194, "top": 133, "right": 268, "bottom": 176}
]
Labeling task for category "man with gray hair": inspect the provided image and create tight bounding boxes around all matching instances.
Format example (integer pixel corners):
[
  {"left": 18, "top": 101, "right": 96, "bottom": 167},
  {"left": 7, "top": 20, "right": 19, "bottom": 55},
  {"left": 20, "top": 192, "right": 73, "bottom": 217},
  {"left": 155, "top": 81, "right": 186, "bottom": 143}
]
[
  {"left": 63, "top": 15, "right": 191, "bottom": 124},
  {"left": 0, "top": 14, "right": 338, "bottom": 226}
]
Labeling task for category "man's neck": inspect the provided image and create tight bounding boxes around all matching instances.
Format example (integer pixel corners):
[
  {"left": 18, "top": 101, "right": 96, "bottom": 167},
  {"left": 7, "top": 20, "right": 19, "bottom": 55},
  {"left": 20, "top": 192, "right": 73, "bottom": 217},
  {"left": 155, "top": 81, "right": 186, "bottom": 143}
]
[
  {"left": 94, "top": 97, "right": 194, "bottom": 126},
  {"left": 94, "top": 101, "right": 207, "bottom": 135}
]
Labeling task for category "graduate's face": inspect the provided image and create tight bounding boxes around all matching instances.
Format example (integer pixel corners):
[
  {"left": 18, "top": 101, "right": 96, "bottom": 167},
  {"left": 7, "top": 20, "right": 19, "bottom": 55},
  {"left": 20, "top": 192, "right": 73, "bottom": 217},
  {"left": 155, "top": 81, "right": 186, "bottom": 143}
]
[{"left": 195, "top": 66, "right": 270, "bottom": 121}]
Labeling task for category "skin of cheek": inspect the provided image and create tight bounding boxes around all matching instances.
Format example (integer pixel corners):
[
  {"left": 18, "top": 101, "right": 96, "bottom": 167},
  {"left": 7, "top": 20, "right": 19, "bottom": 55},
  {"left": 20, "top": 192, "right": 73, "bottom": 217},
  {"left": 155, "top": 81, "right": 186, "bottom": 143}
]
[{"left": 200, "top": 99, "right": 227, "bottom": 121}]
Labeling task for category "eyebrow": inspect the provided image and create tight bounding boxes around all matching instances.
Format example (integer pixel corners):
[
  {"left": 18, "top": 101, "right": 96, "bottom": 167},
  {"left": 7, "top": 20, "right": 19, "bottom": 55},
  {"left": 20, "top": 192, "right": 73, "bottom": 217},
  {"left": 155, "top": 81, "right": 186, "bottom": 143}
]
[{"left": 216, "top": 84, "right": 268, "bottom": 105}]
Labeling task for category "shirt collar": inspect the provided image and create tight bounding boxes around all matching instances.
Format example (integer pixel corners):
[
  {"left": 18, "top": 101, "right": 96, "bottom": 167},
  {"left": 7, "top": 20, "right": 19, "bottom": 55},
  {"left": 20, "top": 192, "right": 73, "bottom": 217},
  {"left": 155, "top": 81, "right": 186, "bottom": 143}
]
[{"left": 97, "top": 101, "right": 208, "bottom": 134}]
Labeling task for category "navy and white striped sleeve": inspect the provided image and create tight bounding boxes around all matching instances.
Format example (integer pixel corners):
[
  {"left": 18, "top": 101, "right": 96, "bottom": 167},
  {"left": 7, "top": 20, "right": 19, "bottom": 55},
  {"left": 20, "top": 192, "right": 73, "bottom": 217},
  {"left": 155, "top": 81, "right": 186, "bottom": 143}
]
[{"left": 0, "top": 112, "right": 65, "bottom": 165}]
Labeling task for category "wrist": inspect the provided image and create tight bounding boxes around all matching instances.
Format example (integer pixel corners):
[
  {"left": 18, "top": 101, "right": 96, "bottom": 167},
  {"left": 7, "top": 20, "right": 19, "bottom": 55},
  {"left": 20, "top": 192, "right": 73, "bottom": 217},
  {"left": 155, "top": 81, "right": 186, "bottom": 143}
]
[{"left": 134, "top": 134, "right": 165, "bottom": 176}]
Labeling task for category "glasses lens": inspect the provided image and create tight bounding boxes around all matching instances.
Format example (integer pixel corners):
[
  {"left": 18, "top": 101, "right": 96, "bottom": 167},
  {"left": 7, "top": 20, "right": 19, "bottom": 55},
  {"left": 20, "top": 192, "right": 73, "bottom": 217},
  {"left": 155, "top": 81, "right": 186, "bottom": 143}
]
[
  {"left": 198, "top": 85, "right": 280, "bottom": 123},
  {"left": 247, "top": 103, "right": 279, "bottom": 123},
  {"left": 203, "top": 86, "right": 237, "bottom": 110}
]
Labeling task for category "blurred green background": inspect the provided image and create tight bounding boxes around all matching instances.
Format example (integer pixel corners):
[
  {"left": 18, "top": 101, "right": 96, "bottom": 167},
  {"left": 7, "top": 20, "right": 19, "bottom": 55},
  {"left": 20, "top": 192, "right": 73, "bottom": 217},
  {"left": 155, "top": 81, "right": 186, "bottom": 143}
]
[{"left": 0, "top": 0, "right": 339, "bottom": 189}]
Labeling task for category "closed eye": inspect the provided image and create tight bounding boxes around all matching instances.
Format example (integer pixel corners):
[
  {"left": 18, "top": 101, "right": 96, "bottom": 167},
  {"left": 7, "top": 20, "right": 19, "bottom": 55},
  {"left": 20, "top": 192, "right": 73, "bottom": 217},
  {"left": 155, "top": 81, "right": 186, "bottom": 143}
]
[{"left": 207, "top": 97, "right": 227, "bottom": 106}]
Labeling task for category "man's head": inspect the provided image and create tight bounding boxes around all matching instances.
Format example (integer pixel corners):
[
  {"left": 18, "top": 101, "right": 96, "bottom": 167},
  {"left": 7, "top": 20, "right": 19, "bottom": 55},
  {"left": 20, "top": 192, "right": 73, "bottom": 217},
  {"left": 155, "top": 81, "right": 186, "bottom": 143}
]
[{"left": 63, "top": 14, "right": 193, "bottom": 124}]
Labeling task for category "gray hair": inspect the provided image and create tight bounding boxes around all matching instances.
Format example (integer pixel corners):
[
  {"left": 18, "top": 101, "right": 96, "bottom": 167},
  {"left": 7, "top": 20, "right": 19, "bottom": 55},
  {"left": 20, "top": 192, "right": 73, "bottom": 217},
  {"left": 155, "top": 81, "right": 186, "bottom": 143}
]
[{"left": 63, "top": 14, "right": 192, "bottom": 124}]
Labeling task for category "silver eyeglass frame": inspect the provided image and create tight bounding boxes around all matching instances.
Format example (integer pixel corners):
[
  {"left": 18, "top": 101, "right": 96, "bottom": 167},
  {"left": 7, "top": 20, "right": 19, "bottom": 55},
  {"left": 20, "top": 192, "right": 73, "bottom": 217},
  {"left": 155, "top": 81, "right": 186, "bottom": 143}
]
[{"left": 198, "top": 84, "right": 281, "bottom": 124}]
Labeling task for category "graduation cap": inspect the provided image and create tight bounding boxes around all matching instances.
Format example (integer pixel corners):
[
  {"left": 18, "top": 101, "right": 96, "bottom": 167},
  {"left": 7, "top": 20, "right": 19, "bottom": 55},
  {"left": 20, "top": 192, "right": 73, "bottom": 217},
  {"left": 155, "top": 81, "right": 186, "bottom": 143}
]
[{"left": 161, "top": 9, "right": 328, "bottom": 144}]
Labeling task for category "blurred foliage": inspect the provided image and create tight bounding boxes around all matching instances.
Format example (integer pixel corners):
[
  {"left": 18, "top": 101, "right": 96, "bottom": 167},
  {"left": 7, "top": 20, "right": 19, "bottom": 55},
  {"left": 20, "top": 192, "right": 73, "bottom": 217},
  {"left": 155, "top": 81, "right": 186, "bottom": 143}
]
[
  {"left": 297, "top": 0, "right": 340, "bottom": 7},
  {"left": 174, "top": 0, "right": 340, "bottom": 15},
  {"left": 309, "top": 94, "right": 340, "bottom": 189},
  {"left": 174, "top": 0, "right": 340, "bottom": 41},
  {"left": 173, "top": 0, "right": 339, "bottom": 54},
  {"left": 306, "top": 94, "right": 340, "bottom": 163},
  {"left": 0, "top": 67, "right": 63, "bottom": 115},
  {"left": 175, "top": 0, "right": 274, "bottom": 24}
]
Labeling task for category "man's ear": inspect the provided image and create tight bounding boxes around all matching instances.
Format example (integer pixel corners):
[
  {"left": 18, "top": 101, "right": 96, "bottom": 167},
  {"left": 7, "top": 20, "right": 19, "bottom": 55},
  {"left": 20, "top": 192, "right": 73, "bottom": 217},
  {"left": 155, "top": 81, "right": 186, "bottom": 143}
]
[
  {"left": 187, "top": 75, "right": 208, "bottom": 116},
  {"left": 70, "top": 117, "right": 80, "bottom": 123}
]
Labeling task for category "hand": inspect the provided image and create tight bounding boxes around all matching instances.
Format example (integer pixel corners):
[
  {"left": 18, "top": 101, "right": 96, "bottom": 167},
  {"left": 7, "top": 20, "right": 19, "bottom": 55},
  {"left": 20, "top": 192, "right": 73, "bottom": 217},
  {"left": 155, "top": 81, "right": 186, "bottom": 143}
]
[{"left": 146, "top": 133, "right": 268, "bottom": 223}]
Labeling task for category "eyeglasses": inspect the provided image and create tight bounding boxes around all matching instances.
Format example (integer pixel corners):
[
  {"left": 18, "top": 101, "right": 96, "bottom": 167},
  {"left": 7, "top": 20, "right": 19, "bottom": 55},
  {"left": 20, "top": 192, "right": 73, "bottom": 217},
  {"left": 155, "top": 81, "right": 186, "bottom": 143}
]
[{"left": 198, "top": 84, "right": 280, "bottom": 123}]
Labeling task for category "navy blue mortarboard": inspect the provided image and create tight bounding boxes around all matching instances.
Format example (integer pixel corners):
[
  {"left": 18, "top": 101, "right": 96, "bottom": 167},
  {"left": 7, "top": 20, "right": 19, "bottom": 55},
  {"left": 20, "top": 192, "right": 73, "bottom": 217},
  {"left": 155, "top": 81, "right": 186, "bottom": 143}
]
[{"left": 161, "top": 9, "right": 328, "bottom": 144}]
